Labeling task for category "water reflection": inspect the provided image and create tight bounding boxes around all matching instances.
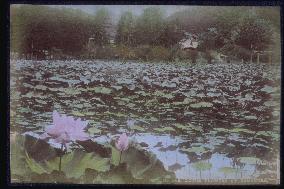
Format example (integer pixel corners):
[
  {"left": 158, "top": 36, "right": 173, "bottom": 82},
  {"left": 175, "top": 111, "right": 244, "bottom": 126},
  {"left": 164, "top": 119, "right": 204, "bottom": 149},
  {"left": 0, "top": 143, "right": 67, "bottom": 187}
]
[{"left": 135, "top": 133, "right": 258, "bottom": 180}]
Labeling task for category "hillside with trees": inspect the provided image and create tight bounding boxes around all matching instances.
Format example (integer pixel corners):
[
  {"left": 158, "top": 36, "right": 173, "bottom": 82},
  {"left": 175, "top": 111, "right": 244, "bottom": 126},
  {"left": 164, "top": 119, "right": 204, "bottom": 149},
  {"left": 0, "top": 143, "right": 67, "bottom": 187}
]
[{"left": 10, "top": 5, "right": 280, "bottom": 63}]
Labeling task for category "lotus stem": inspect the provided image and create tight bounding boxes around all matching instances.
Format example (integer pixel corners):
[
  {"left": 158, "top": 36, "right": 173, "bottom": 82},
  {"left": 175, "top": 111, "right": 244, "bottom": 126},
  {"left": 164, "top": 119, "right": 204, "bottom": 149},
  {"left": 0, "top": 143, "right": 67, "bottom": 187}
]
[
  {"left": 119, "top": 151, "right": 122, "bottom": 165},
  {"left": 59, "top": 143, "right": 64, "bottom": 171}
]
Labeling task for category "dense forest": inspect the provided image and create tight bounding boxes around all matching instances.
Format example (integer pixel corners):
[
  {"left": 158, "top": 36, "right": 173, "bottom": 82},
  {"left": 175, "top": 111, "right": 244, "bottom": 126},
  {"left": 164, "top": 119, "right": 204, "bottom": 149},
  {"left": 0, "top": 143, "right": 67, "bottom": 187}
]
[{"left": 10, "top": 5, "right": 281, "bottom": 63}]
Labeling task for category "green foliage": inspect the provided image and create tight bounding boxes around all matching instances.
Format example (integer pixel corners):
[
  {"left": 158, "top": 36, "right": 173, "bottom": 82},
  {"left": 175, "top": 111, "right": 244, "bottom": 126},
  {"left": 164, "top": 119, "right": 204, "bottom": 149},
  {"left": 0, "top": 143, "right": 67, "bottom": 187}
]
[
  {"left": 10, "top": 5, "right": 279, "bottom": 63},
  {"left": 22, "top": 149, "right": 110, "bottom": 179},
  {"left": 25, "top": 151, "right": 47, "bottom": 174},
  {"left": 92, "top": 8, "right": 111, "bottom": 47},
  {"left": 170, "top": 6, "right": 218, "bottom": 33},
  {"left": 94, "top": 46, "right": 117, "bottom": 59},
  {"left": 11, "top": 134, "right": 176, "bottom": 183},
  {"left": 115, "top": 11, "right": 136, "bottom": 46},
  {"left": 10, "top": 5, "right": 97, "bottom": 56},
  {"left": 10, "top": 135, "right": 33, "bottom": 179},
  {"left": 133, "top": 45, "right": 153, "bottom": 61},
  {"left": 215, "top": 8, "right": 274, "bottom": 61},
  {"left": 159, "top": 19, "right": 185, "bottom": 48},
  {"left": 111, "top": 144, "right": 175, "bottom": 181},
  {"left": 234, "top": 13, "right": 273, "bottom": 51},
  {"left": 114, "top": 45, "right": 137, "bottom": 60},
  {"left": 150, "top": 46, "right": 171, "bottom": 61},
  {"left": 134, "top": 7, "right": 166, "bottom": 46}
]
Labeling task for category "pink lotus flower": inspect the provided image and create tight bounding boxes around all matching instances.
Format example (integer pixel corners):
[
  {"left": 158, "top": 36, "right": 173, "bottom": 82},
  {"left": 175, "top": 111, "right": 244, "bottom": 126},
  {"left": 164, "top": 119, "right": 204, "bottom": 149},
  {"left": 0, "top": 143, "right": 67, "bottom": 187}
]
[
  {"left": 41, "top": 111, "right": 90, "bottom": 144},
  {"left": 115, "top": 133, "right": 129, "bottom": 152}
]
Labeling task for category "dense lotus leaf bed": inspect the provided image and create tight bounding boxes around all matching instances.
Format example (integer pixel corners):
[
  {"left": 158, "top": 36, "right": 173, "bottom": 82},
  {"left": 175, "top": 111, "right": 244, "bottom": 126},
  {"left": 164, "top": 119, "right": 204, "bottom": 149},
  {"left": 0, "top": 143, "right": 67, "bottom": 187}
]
[{"left": 10, "top": 60, "right": 280, "bottom": 184}]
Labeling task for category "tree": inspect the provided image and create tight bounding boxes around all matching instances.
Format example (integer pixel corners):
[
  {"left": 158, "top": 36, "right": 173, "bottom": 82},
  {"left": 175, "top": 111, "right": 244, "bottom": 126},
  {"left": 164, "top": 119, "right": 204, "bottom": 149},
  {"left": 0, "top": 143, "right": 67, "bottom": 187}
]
[
  {"left": 214, "top": 8, "right": 274, "bottom": 62},
  {"left": 10, "top": 5, "right": 97, "bottom": 57},
  {"left": 169, "top": 6, "right": 218, "bottom": 34},
  {"left": 134, "top": 7, "right": 165, "bottom": 46},
  {"left": 159, "top": 18, "right": 184, "bottom": 48},
  {"left": 198, "top": 28, "right": 218, "bottom": 63},
  {"left": 115, "top": 11, "right": 135, "bottom": 46},
  {"left": 255, "top": 7, "right": 280, "bottom": 31},
  {"left": 213, "top": 7, "right": 246, "bottom": 50},
  {"left": 235, "top": 14, "right": 273, "bottom": 51},
  {"left": 92, "top": 8, "right": 111, "bottom": 47},
  {"left": 10, "top": 5, "right": 278, "bottom": 62}
]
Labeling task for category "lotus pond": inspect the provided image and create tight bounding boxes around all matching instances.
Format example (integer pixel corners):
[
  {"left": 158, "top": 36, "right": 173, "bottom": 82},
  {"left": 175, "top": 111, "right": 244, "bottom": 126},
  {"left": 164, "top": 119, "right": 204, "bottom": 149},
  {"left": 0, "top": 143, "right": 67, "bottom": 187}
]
[{"left": 10, "top": 60, "right": 280, "bottom": 184}]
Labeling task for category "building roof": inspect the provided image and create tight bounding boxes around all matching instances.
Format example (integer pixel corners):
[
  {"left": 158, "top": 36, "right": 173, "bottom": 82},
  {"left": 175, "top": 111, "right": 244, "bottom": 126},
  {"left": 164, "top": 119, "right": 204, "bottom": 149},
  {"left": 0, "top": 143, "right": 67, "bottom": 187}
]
[
  {"left": 179, "top": 38, "right": 198, "bottom": 50},
  {"left": 179, "top": 32, "right": 199, "bottom": 50}
]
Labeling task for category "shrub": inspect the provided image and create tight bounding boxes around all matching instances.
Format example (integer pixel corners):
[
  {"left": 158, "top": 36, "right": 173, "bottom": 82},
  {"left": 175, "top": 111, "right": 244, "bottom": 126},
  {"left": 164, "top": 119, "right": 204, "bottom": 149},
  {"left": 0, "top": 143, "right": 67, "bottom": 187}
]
[
  {"left": 115, "top": 45, "right": 137, "bottom": 60},
  {"left": 149, "top": 46, "right": 171, "bottom": 61},
  {"left": 133, "top": 45, "right": 152, "bottom": 61},
  {"left": 95, "top": 46, "right": 116, "bottom": 59}
]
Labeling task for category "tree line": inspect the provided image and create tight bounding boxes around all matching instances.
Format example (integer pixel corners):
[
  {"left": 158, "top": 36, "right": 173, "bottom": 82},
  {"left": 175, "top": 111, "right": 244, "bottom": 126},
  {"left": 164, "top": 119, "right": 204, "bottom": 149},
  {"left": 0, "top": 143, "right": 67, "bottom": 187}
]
[{"left": 10, "top": 5, "right": 280, "bottom": 63}]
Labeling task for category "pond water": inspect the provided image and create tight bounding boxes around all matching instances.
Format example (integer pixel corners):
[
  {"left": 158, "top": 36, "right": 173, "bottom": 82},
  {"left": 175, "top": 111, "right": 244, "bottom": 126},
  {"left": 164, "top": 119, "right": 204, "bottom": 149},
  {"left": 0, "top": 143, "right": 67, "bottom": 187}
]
[
  {"left": 134, "top": 134, "right": 257, "bottom": 180},
  {"left": 10, "top": 60, "right": 280, "bottom": 184}
]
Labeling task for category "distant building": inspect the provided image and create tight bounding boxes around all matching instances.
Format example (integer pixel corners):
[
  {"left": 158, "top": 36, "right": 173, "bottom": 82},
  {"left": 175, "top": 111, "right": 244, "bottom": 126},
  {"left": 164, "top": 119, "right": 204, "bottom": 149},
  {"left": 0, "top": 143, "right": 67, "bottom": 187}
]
[
  {"left": 216, "top": 53, "right": 229, "bottom": 63},
  {"left": 179, "top": 33, "right": 199, "bottom": 50},
  {"left": 87, "top": 37, "right": 115, "bottom": 49},
  {"left": 109, "top": 39, "right": 115, "bottom": 45}
]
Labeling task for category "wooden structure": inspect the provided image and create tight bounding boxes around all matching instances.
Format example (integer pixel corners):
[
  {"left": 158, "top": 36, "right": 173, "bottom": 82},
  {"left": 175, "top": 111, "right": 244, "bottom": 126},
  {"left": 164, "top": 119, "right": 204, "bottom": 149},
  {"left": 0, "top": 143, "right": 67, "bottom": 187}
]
[
  {"left": 87, "top": 38, "right": 96, "bottom": 50},
  {"left": 252, "top": 50, "right": 272, "bottom": 64},
  {"left": 219, "top": 54, "right": 229, "bottom": 63}
]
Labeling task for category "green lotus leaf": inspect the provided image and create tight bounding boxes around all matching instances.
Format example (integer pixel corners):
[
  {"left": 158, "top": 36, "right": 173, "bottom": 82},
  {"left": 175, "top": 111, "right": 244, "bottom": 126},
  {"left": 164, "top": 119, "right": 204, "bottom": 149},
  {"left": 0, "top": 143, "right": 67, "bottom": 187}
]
[
  {"left": 190, "top": 102, "right": 213, "bottom": 108},
  {"left": 174, "top": 123, "right": 187, "bottom": 130},
  {"left": 219, "top": 167, "right": 240, "bottom": 174},
  {"left": 244, "top": 115, "right": 257, "bottom": 120},
  {"left": 214, "top": 127, "right": 229, "bottom": 133},
  {"left": 237, "top": 157, "right": 262, "bottom": 165},
  {"left": 192, "top": 161, "right": 212, "bottom": 171},
  {"left": 231, "top": 128, "right": 254, "bottom": 134},
  {"left": 71, "top": 111, "right": 85, "bottom": 117},
  {"left": 131, "top": 125, "right": 145, "bottom": 132},
  {"left": 112, "top": 85, "right": 123, "bottom": 90},
  {"left": 135, "top": 91, "right": 150, "bottom": 97},
  {"left": 180, "top": 146, "right": 208, "bottom": 154},
  {"left": 46, "top": 150, "right": 110, "bottom": 179},
  {"left": 145, "top": 116, "right": 159, "bottom": 122},
  {"left": 154, "top": 127, "right": 175, "bottom": 132},
  {"left": 173, "top": 98, "right": 194, "bottom": 105},
  {"left": 154, "top": 91, "right": 174, "bottom": 99},
  {"left": 64, "top": 88, "right": 82, "bottom": 95},
  {"left": 88, "top": 87, "right": 112, "bottom": 94},
  {"left": 106, "top": 111, "right": 127, "bottom": 118},
  {"left": 126, "top": 103, "right": 136, "bottom": 108},
  {"left": 88, "top": 127, "right": 102, "bottom": 135}
]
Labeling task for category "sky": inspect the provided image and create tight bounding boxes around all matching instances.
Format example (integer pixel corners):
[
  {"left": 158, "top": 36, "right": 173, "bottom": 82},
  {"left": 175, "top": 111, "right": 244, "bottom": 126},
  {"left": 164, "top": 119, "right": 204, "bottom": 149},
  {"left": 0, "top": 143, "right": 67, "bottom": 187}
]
[{"left": 48, "top": 5, "right": 190, "bottom": 18}]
